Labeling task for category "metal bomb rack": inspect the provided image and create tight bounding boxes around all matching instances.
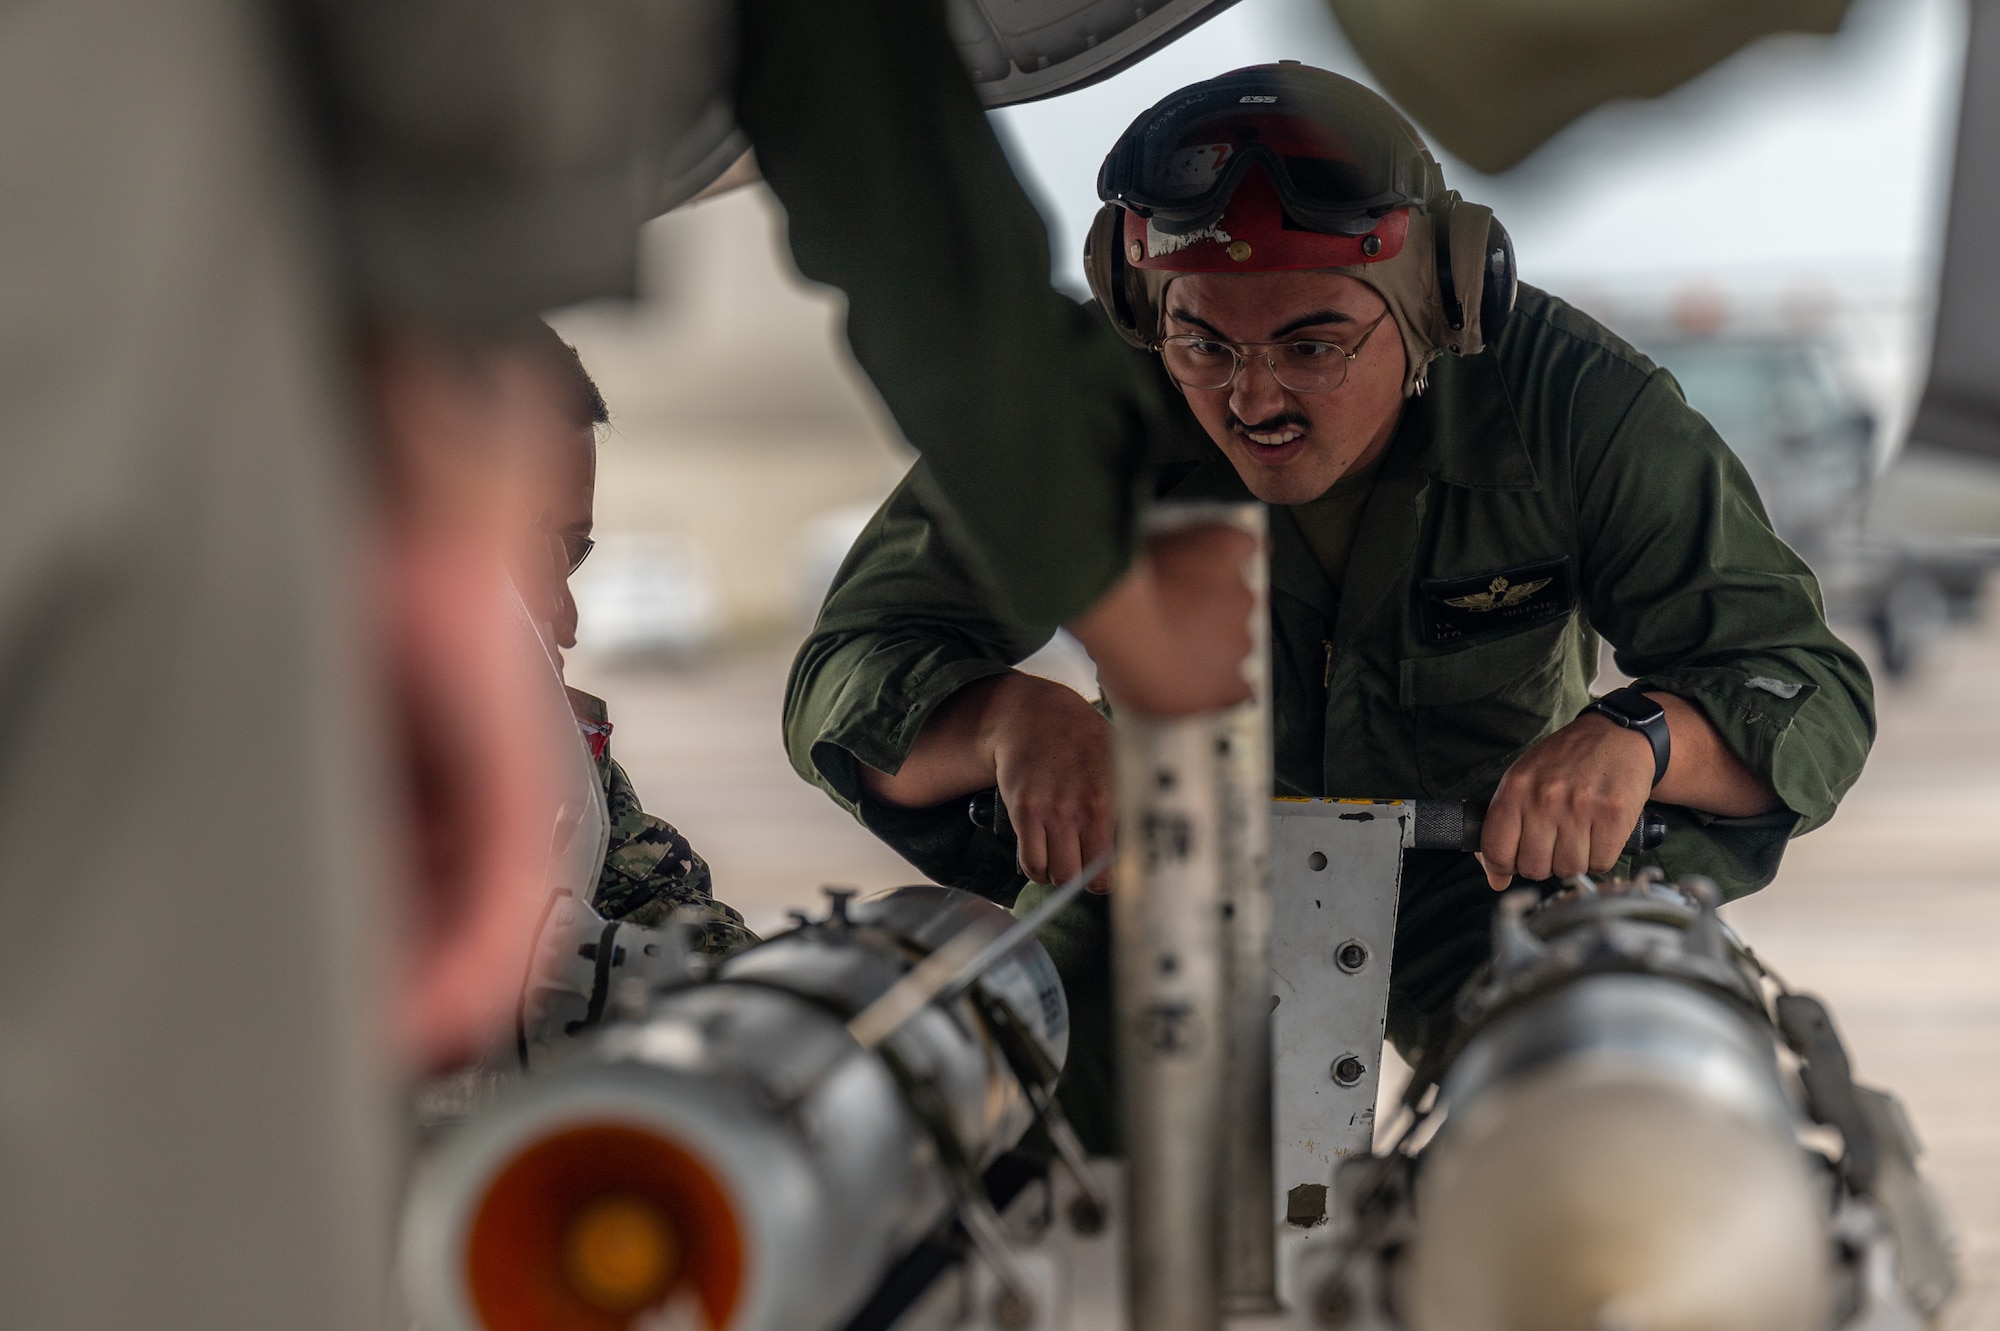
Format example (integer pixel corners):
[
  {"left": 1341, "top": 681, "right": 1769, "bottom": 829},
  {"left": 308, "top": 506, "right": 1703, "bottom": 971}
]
[
  {"left": 901, "top": 818, "right": 1954, "bottom": 1331},
  {"left": 400, "top": 501, "right": 1955, "bottom": 1331},
  {"left": 858, "top": 501, "right": 1951, "bottom": 1331}
]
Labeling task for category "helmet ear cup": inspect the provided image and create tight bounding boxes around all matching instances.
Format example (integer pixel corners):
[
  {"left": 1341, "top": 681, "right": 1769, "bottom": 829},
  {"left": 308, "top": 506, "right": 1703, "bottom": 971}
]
[
  {"left": 1084, "top": 205, "right": 1155, "bottom": 349},
  {"left": 1429, "top": 196, "right": 1515, "bottom": 356},
  {"left": 1480, "top": 215, "right": 1518, "bottom": 345}
]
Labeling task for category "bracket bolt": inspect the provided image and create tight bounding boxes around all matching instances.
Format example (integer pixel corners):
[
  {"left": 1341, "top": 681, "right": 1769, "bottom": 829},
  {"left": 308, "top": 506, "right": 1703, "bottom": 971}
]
[{"left": 1331, "top": 1055, "right": 1367, "bottom": 1086}]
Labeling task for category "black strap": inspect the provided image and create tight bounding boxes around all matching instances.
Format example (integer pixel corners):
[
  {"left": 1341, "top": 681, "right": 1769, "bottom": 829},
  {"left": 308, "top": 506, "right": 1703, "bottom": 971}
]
[
  {"left": 1587, "top": 686, "right": 1671, "bottom": 787},
  {"left": 1432, "top": 200, "right": 1464, "bottom": 333}
]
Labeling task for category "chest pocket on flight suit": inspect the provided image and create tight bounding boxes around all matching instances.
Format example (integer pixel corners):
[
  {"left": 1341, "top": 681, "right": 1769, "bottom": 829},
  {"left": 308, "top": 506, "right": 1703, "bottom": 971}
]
[{"left": 1397, "top": 616, "right": 1583, "bottom": 796}]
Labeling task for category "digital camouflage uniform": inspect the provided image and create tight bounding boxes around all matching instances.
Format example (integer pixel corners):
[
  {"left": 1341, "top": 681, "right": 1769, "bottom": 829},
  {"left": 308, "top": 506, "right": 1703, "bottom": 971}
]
[
  {"left": 568, "top": 689, "right": 755, "bottom": 959},
  {"left": 784, "top": 285, "right": 1876, "bottom": 1151}
]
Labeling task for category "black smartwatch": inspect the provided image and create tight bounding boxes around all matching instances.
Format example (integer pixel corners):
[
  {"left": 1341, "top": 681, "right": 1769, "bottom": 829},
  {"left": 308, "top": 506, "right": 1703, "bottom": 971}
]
[{"left": 1582, "top": 686, "right": 1670, "bottom": 787}]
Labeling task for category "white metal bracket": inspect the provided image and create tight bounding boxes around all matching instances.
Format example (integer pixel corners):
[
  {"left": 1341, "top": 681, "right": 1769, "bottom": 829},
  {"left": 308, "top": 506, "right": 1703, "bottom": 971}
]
[{"left": 1267, "top": 798, "right": 1407, "bottom": 1302}]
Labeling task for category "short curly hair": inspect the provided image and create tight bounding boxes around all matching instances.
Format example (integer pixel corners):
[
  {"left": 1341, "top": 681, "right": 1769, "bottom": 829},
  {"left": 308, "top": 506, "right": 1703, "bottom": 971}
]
[{"left": 515, "top": 318, "right": 608, "bottom": 428}]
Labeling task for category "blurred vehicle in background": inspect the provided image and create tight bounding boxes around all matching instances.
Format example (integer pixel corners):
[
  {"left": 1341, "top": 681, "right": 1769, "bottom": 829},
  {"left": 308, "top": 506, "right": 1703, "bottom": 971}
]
[
  {"left": 1647, "top": 333, "right": 1991, "bottom": 678},
  {"left": 1648, "top": 336, "right": 1874, "bottom": 569},
  {"left": 791, "top": 501, "right": 882, "bottom": 625},
  {"left": 572, "top": 533, "right": 724, "bottom": 661}
]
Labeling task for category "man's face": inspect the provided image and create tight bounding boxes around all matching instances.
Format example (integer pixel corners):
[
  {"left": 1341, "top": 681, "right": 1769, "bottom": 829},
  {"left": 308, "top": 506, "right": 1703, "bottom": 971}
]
[
  {"left": 1163, "top": 271, "right": 1407, "bottom": 505},
  {"left": 516, "top": 411, "right": 597, "bottom": 658}
]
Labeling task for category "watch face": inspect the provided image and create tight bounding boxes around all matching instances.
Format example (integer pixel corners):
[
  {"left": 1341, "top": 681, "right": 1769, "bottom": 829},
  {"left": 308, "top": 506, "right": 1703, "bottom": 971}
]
[{"left": 1602, "top": 690, "right": 1665, "bottom": 726}]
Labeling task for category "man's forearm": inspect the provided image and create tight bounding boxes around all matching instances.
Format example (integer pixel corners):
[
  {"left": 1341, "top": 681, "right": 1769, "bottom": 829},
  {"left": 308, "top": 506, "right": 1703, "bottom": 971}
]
[
  {"left": 367, "top": 336, "right": 570, "bottom": 1068},
  {"left": 1646, "top": 691, "right": 1783, "bottom": 817},
  {"left": 860, "top": 671, "right": 1117, "bottom": 887},
  {"left": 1481, "top": 684, "right": 1786, "bottom": 886},
  {"left": 858, "top": 677, "right": 1005, "bottom": 809}
]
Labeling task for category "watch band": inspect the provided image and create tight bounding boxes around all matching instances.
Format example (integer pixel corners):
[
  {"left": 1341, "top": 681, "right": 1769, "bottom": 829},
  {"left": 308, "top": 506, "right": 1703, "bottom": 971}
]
[{"left": 1582, "top": 686, "right": 1670, "bottom": 787}]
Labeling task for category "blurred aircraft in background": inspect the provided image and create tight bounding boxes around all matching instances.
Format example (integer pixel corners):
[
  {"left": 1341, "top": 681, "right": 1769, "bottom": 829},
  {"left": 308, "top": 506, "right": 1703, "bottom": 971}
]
[{"left": 1640, "top": 327, "right": 1991, "bottom": 675}]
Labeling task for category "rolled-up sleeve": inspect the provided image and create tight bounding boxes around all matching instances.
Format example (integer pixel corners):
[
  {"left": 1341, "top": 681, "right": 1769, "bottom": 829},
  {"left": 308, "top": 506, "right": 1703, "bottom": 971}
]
[
  {"left": 1573, "top": 369, "right": 1876, "bottom": 844},
  {"left": 784, "top": 462, "right": 1060, "bottom": 892}
]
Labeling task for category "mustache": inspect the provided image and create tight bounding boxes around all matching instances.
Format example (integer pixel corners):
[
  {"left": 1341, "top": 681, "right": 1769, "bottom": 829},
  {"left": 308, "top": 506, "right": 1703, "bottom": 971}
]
[{"left": 1226, "top": 410, "right": 1312, "bottom": 436}]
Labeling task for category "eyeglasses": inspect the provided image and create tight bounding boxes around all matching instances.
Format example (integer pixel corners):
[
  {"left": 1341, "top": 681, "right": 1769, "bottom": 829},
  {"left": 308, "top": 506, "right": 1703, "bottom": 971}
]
[
  {"left": 533, "top": 510, "right": 595, "bottom": 575},
  {"left": 1155, "top": 309, "right": 1391, "bottom": 394},
  {"left": 550, "top": 532, "right": 595, "bottom": 575}
]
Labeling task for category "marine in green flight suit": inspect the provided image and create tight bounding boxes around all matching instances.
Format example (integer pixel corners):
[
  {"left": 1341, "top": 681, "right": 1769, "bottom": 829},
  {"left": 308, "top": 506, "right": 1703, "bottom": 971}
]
[{"left": 783, "top": 69, "right": 1874, "bottom": 1151}]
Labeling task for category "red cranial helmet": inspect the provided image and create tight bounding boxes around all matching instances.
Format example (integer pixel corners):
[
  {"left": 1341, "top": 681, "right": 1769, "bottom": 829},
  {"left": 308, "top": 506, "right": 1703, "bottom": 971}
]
[{"left": 1088, "top": 64, "right": 1517, "bottom": 393}]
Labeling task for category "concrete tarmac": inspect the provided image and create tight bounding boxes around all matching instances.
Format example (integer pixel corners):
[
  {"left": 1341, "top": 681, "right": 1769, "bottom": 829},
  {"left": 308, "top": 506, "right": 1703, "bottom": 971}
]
[
  {"left": 572, "top": 609, "right": 2000, "bottom": 1328},
  {"left": 1724, "top": 615, "right": 2000, "bottom": 1329}
]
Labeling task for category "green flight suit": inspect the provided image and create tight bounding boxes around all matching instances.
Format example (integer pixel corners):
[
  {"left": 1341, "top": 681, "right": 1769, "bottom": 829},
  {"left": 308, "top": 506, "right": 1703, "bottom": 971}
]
[
  {"left": 784, "top": 285, "right": 1875, "bottom": 1151},
  {"left": 736, "top": 0, "right": 1187, "bottom": 630}
]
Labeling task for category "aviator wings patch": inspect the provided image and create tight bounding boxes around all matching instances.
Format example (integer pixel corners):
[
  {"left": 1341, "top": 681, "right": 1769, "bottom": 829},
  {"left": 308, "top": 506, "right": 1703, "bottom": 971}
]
[
  {"left": 1420, "top": 557, "right": 1573, "bottom": 644},
  {"left": 1442, "top": 575, "right": 1553, "bottom": 613}
]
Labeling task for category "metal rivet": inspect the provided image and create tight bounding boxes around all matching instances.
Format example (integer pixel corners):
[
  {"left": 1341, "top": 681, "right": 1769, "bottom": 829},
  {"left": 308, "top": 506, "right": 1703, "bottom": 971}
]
[
  {"left": 1331, "top": 1055, "right": 1366, "bottom": 1086},
  {"left": 1128, "top": 239, "right": 1144, "bottom": 263},
  {"left": 1227, "top": 240, "right": 1253, "bottom": 262},
  {"left": 1335, "top": 940, "right": 1369, "bottom": 973},
  {"left": 1361, "top": 235, "right": 1382, "bottom": 257},
  {"left": 1307, "top": 851, "right": 1328, "bottom": 872}
]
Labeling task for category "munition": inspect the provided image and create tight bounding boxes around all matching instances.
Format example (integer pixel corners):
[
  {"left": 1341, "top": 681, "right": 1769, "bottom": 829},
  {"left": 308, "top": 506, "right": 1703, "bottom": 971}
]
[
  {"left": 402, "top": 885, "right": 1071, "bottom": 1331},
  {"left": 1304, "top": 874, "right": 1956, "bottom": 1331}
]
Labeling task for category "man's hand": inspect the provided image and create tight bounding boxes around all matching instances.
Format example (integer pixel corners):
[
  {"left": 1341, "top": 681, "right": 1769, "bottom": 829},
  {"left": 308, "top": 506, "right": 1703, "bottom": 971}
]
[
  {"left": 381, "top": 532, "right": 559, "bottom": 1069},
  {"left": 1478, "top": 690, "right": 1783, "bottom": 889},
  {"left": 1068, "top": 522, "right": 1256, "bottom": 717},
  {"left": 1476, "top": 712, "right": 1655, "bottom": 889},
  {"left": 987, "top": 677, "right": 1115, "bottom": 888},
  {"left": 860, "top": 673, "right": 1115, "bottom": 889},
  {"left": 861, "top": 520, "right": 1256, "bottom": 887},
  {"left": 369, "top": 333, "right": 572, "bottom": 1070}
]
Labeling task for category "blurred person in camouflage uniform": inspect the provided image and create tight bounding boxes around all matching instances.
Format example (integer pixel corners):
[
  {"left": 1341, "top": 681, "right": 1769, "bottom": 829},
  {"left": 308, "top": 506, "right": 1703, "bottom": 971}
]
[{"left": 519, "top": 323, "right": 755, "bottom": 959}]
